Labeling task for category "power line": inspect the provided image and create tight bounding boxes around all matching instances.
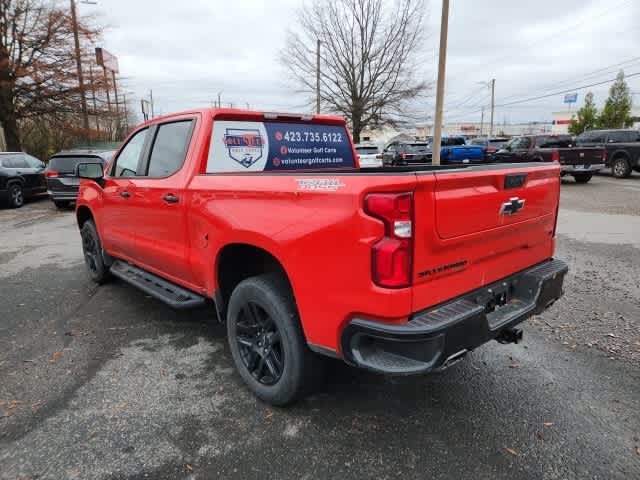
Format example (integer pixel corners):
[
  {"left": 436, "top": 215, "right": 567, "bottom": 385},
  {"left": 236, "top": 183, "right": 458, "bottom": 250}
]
[
  {"left": 495, "top": 71, "right": 640, "bottom": 108},
  {"left": 498, "top": 56, "right": 640, "bottom": 103},
  {"left": 447, "top": 0, "right": 634, "bottom": 83}
]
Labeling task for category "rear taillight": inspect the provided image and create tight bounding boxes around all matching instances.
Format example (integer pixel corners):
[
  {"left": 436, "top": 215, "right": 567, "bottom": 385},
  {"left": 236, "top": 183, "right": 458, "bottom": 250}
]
[
  {"left": 364, "top": 192, "right": 413, "bottom": 288},
  {"left": 601, "top": 150, "right": 607, "bottom": 162},
  {"left": 45, "top": 170, "right": 59, "bottom": 178},
  {"left": 400, "top": 152, "right": 407, "bottom": 160},
  {"left": 550, "top": 150, "right": 560, "bottom": 163},
  {"left": 486, "top": 147, "right": 497, "bottom": 153},
  {"left": 375, "top": 154, "right": 383, "bottom": 160}
]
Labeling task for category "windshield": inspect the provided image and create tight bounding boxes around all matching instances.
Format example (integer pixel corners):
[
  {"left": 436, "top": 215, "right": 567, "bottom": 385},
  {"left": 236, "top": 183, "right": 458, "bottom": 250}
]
[
  {"left": 356, "top": 146, "right": 379, "bottom": 155},
  {"left": 535, "top": 136, "right": 573, "bottom": 148},
  {"left": 404, "top": 143, "right": 430, "bottom": 153},
  {"left": 48, "top": 156, "right": 104, "bottom": 174}
]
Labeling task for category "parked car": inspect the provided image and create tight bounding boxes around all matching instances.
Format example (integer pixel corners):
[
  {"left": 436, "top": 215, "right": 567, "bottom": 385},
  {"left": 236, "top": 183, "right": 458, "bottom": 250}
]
[
  {"left": 382, "top": 141, "right": 431, "bottom": 165},
  {"left": 0, "top": 152, "right": 47, "bottom": 208},
  {"left": 354, "top": 143, "right": 383, "bottom": 168},
  {"left": 470, "top": 137, "right": 510, "bottom": 160},
  {"left": 438, "top": 136, "right": 485, "bottom": 164},
  {"left": 45, "top": 150, "right": 115, "bottom": 208},
  {"left": 493, "top": 135, "right": 606, "bottom": 183},
  {"left": 75, "top": 108, "right": 567, "bottom": 406},
  {"left": 575, "top": 129, "right": 640, "bottom": 178}
]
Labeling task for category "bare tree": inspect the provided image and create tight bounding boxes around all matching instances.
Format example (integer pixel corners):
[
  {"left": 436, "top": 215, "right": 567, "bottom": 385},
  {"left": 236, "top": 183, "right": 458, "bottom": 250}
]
[
  {"left": 0, "top": 0, "right": 100, "bottom": 151},
  {"left": 281, "top": 0, "right": 428, "bottom": 142}
]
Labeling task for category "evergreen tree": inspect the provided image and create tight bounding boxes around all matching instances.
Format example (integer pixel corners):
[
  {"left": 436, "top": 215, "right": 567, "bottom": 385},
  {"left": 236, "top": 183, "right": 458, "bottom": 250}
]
[
  {"left": 568, "top": 92, "right": 598, "bottom": 135},
  {"left": 597, "top": 70, "right": 634, "bottom": 129}
]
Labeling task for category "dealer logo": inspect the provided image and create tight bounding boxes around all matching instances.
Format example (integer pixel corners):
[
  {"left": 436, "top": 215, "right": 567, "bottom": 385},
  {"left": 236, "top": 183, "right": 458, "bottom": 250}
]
[{"left": 223, "top": 128, "right": 264, "bottom": 168}]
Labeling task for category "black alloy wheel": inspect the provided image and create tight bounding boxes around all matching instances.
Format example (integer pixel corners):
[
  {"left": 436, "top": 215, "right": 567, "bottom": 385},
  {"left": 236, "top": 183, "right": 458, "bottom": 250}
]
[
  {"left": 9, "top": 184, "right": 24, "bottom": 208},
  {"left": 235, "top": 301, "right": 284, "bottom": 385},
  {"left": 81, "top": 226, "right": 99, "bottom": 274},
  {"left": 80, "top": 220, "right": 109, "bottom": 283}
]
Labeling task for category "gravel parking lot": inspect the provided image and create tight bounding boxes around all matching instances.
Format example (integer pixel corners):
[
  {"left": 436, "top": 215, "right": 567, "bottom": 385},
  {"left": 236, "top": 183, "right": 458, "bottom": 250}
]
[{"left": 1, "top": 173, "right": 639, "bottom": 479}]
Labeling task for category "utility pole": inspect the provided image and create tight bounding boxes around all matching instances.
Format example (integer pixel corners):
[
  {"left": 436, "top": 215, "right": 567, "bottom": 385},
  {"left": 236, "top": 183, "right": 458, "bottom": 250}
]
[
  {"left": 489, "top": 78, "right": 495, "bottom": 139},
  {"left": 70, "top": 0, "right": 89, "bottom": 132},
  {"left": 88, "top": 65, "right": 99, "bottom": 133},
  {"left": 479, "top": 106, "right": 484, "bottom": 137},
  {"left": 217, "top": 91, "right": 222, "bottom": 109},
  {"left": 123, "top": 93, "right": 128, "bottom": 132},
  {"left": 431, "top": 0, "right": 449, "bottom": 166},
  {"left": 103, "top": 66, "right": 111, "bottom": 112},
  {"left": 149, "top": 89, "right": 154, "bottom": 118},
  {"left": 316, "top": 39, "right": 321, "bottom": 114}
]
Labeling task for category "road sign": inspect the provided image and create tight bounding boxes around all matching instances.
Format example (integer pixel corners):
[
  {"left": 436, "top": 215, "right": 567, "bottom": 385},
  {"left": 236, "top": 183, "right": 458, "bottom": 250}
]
[
  {"left": 564, "top": 93, "right": 578, "bottom": 104},
  {"left": 95, "top": 47, "right": 119, "bottom": 73}
]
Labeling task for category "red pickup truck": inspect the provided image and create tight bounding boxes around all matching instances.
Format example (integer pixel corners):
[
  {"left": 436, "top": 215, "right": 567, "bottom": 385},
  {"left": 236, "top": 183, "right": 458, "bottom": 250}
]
[{"left": 75, "top": 108, "right": 568, "bottom": 405}]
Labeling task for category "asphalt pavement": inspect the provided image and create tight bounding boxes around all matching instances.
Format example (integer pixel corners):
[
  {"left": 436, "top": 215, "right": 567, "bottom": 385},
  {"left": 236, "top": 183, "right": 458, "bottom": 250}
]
[{"left": 1, "top": 173, "right": 639, "bottom": 479}]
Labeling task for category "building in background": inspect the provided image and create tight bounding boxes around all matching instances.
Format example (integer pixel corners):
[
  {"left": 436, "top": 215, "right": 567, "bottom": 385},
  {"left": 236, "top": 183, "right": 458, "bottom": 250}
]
[{"left": 552, "top": 107, "right": 640, "bottom": 134}]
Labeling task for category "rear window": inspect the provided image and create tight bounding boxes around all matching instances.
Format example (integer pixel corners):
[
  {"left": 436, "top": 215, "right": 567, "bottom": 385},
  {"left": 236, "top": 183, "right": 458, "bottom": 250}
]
[
  {"left": 470, "top": 138, "right": 486, "bottom": 145},
  {"left": 404, "top": 143, "right": 430, "bottom": 153},
  {"left": 207, "top": 120, "right": 355, "bottom": 172},
  {"left": 355, "top": 146, "right": 379, "bottom": 155},
  {"left": 49, "top": 156, "right": 103, "bottom": 173},
  {"left": 535, "top": 136, "right": 573, "bottom": 148}
]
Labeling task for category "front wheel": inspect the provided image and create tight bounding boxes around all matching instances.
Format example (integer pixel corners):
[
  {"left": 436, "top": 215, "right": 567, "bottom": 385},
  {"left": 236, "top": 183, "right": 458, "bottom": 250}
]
[
  {"left": 226, "top": 273, "right": 325, "bottom": 406},
  {"left": 80, "top": 220, "right": 110, "bottom": 284},
  {"left": 612, "top": 157, "right": 631, "bottom": 178},
  {"left": 573, "top": 173, "right": 593, "bottom": 184}
]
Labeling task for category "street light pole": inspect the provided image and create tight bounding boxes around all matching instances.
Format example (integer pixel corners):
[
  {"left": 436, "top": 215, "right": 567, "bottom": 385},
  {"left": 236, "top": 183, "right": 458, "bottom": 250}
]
[
  {"left": 70, "top": 0, "right": 89, "bottom": 132},
  {"left": 431, "top": 0, "right": 449, "bottom": 166}
]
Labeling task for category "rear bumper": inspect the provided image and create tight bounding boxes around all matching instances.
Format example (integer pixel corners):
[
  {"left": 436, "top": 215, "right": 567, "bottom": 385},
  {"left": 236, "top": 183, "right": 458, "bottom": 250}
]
[
  {"left": 340, "top": 258, "right": 568, "bottom": 374},
  {"left": 47, "top": 188, "right": 79, "bottom": 201},
  {"left": 561, "top": 163, "right": 604, "bottom": 173}
]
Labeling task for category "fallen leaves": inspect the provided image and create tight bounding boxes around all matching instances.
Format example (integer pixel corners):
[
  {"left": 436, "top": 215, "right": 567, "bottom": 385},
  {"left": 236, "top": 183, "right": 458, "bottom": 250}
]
[
  {"left": 49, "top": 351, "right": 64, "bottom": 364},
  {"left": 543, "top": 422, "right": 554, "bottom": 427},
  {"left": 185, "top": 464, "right": 193, "bottom": 472},
  {"left": 505, "top": 447, "right": 519, "bottom": 456}
]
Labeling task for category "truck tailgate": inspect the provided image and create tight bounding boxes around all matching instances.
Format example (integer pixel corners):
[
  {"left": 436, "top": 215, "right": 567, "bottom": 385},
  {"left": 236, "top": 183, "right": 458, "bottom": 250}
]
[
  {"left": 558, "top": 147, "right": 604, "bottom": 165},
  {"left": 411, "top": 163, "right": 559, "bottom": 313}
]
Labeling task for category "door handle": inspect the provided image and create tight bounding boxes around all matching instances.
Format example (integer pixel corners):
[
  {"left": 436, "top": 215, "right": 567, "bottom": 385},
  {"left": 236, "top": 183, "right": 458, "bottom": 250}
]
[
  {"left": 120, "top": 191, "right": 130, "bottom": 198},
  {"left": 163, "top": 193, "right": 179, "bottom": 204}
]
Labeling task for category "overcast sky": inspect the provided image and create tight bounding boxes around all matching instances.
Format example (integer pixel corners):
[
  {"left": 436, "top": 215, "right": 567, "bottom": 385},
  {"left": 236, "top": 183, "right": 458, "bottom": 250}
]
[{"left": 86, "top": 0, "right": 640, "bottom": 126}]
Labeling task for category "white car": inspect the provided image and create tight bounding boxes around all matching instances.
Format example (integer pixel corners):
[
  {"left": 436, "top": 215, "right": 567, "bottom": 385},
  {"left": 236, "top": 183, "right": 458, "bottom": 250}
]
[{"left": 355, "top": 144, "right": 383, "bottom": 168}]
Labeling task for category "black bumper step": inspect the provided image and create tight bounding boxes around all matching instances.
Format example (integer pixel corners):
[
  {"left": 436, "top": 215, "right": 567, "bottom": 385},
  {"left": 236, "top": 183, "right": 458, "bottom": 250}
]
[
  {"left": 341, "top": 258, "right": 568, "bottom": 375},
  {"left": 110, "top": 260, "right": 206, "bottom": 309}
]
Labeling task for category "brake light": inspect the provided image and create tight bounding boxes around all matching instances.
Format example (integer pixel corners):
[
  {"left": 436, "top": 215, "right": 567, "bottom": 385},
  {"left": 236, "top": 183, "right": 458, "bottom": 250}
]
[
  {"left": 45, "top": 170, "right": 59, "bottom": 178},
  {"left": 550, "top": 150, "right": 560, "bottom": 162},
  {"left": 486, "top": 146, "right": 497, "bottom": 153},
  {"left": 601, "top": 150, "right": 607, "bottom": 162},
  {"left": 364, "top": 192, "right": 413, "bottom": 288},
  {"left": 375, "top": 154, "right": 383, "bottom": 160}
]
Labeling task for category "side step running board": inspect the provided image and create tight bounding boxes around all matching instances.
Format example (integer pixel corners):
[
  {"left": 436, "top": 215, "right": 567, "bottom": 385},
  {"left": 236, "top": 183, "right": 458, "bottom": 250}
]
[{"left": 110, "top": 260, "right": 206, "bottom": 309}]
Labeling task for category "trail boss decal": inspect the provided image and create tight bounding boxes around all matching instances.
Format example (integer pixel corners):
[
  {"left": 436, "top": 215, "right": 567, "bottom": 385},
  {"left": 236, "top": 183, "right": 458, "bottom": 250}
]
[{"left": 207, "top": 120, "right": 355, "bottom": 173}]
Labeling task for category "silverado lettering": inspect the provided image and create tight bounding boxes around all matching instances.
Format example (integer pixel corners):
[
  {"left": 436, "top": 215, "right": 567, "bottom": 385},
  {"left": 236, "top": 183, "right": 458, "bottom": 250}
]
[{"left": 75, "top": 108, "right": 568, "bottom": 406}]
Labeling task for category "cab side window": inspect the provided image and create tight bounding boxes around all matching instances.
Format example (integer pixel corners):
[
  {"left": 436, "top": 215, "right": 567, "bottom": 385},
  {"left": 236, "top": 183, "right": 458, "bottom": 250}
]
[
  {"left": 145, "top": 120, "right": 194, "bottom": 177},
  {"left": 112, "top": 128, "right": 148, "bottom": 177}
]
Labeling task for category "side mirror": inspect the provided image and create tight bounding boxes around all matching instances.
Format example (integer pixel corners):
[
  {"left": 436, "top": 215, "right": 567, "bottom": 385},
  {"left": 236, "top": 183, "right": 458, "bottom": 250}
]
[{"left": 77, "top": 162, "right": 104, "bottom": 181}]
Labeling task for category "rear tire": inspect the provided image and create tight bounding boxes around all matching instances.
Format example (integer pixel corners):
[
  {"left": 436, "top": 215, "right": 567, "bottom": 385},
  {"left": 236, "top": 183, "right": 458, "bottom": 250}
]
[
  {"left": 54, "top": 200, "right": 70, "bottom": 209},
  {"left": 226, "top": 273, "right": 325, "bottom": 406},
  {"left": 80, "top": 220, "right": 110, "bottom": 284},
  {"left": 573, "top": 173, "right": 593, "bottom": 184},
  {"left": 8, "top": 183, "right": 24, "bottom": 208},
  {"left": 612, "top": 156, "right": 631, "bottom": 178}
]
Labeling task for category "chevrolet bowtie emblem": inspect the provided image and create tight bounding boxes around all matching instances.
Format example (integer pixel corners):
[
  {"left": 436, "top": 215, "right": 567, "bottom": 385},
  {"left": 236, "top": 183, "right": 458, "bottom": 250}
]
[{"left": 500, "top": 197, "right": 525, "bottom": 215}]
